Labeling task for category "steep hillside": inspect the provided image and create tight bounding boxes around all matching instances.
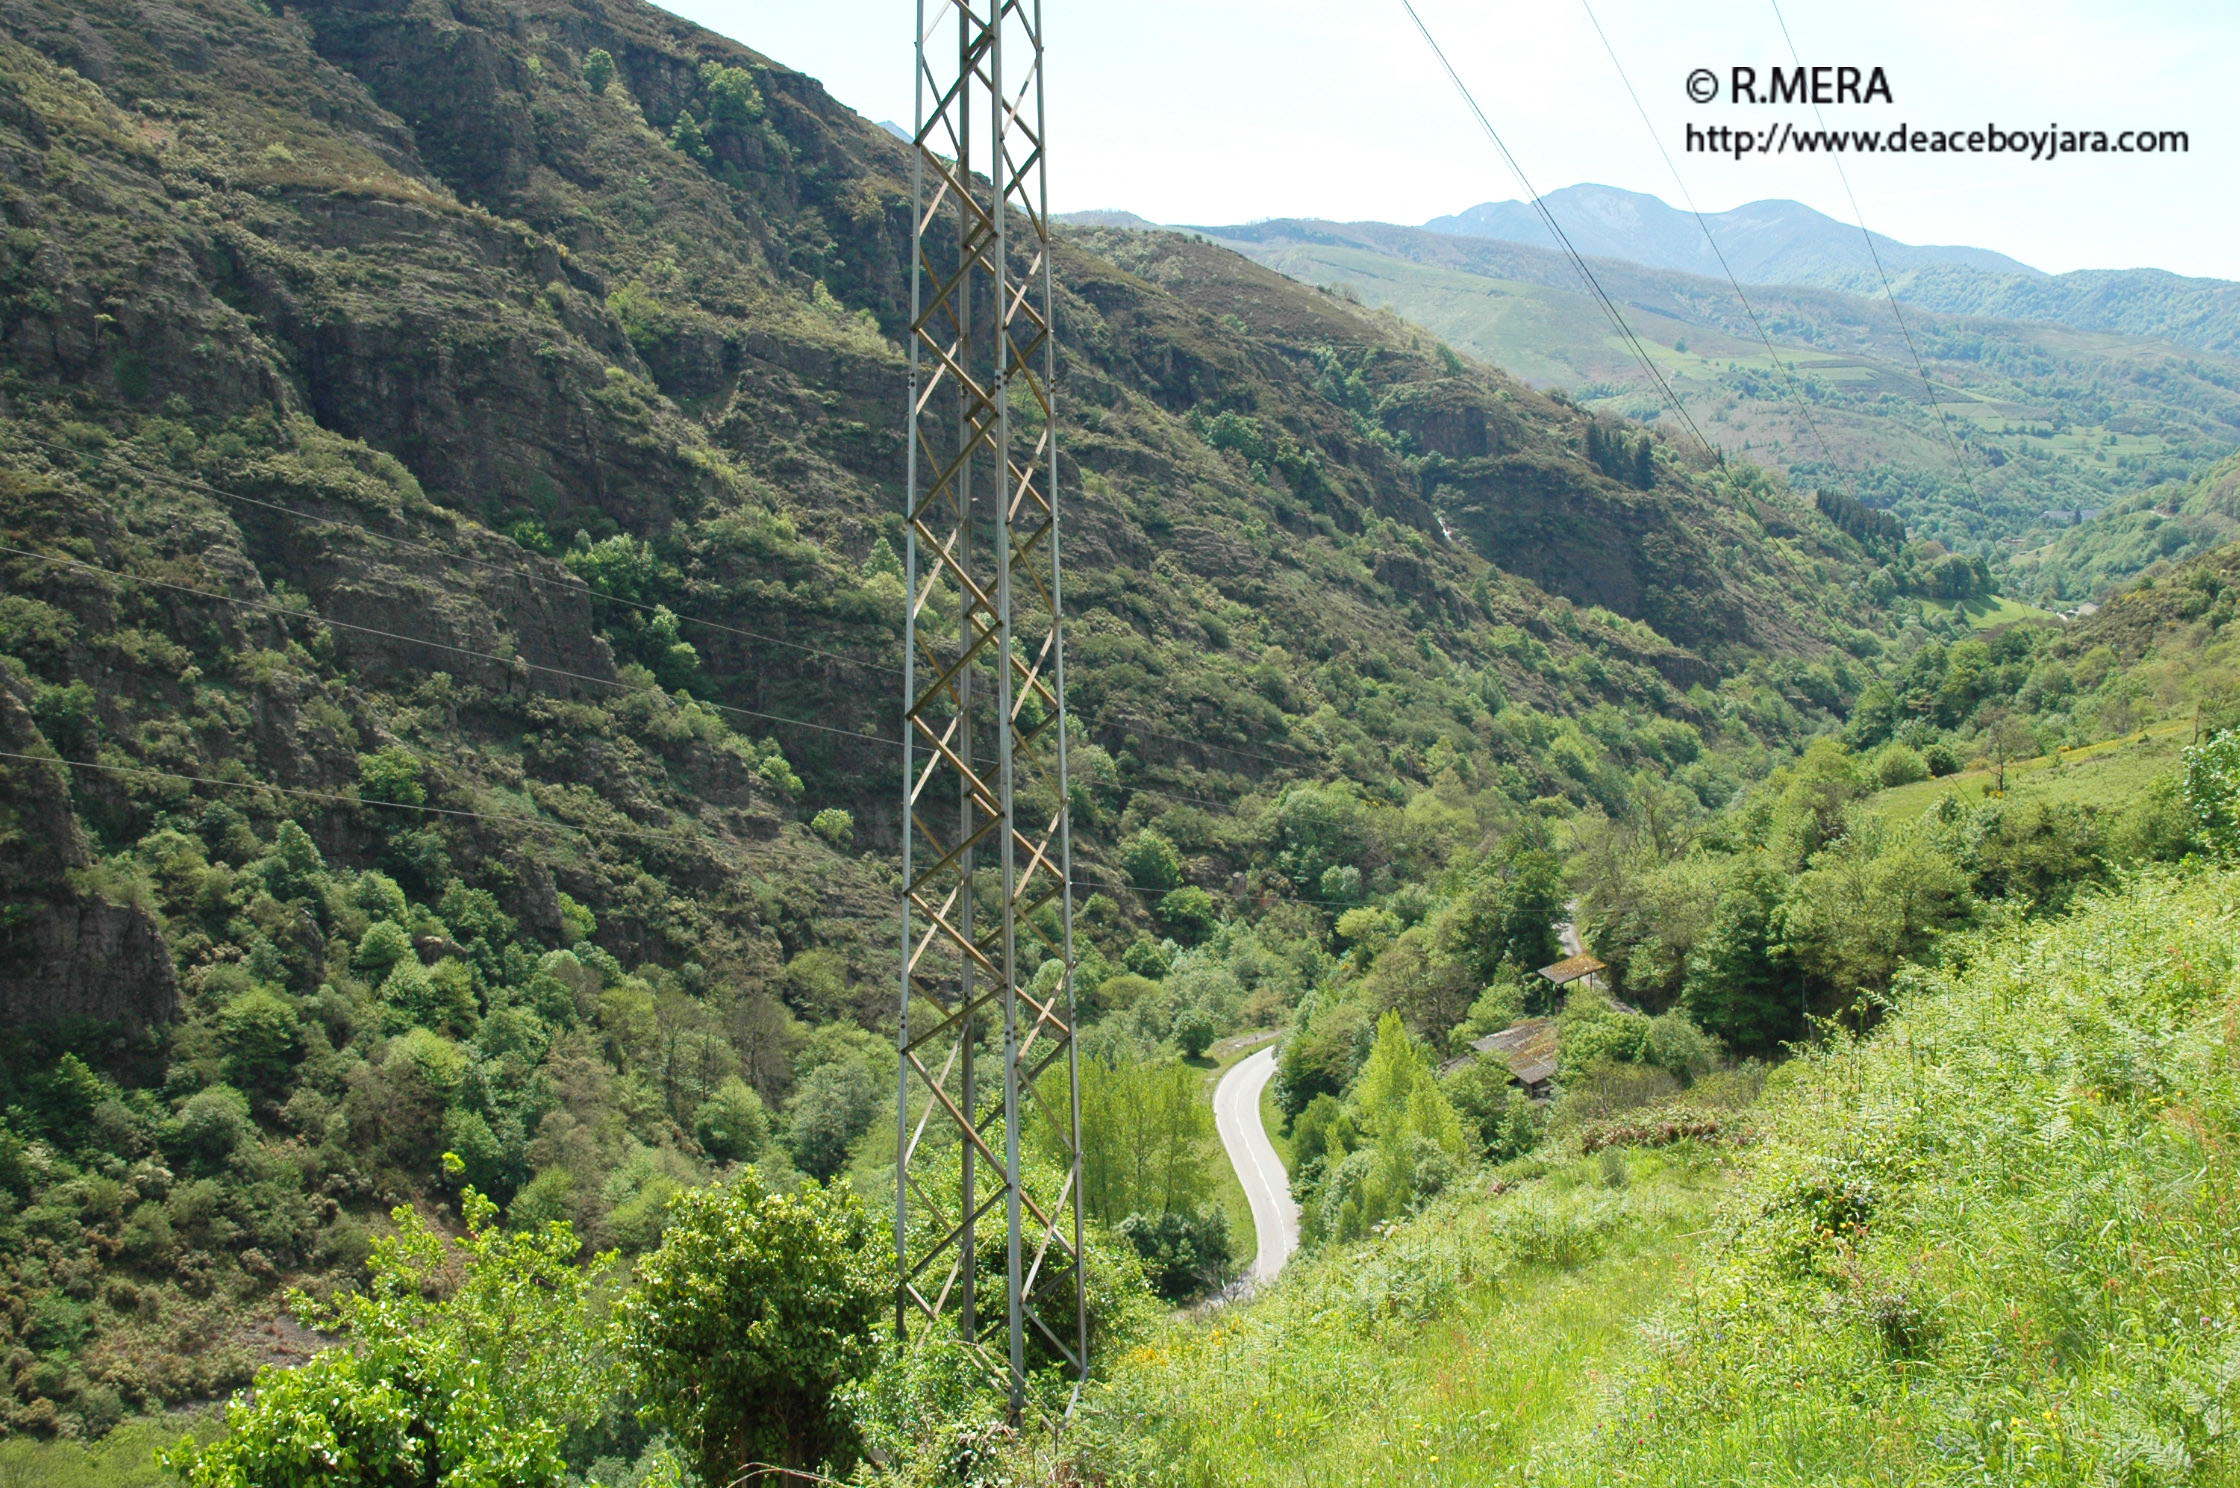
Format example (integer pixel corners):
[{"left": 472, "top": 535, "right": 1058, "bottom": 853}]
[
  {"left": 1834, "top": 260, "right": 2240, "bottom": 359},
  {"left": 1184, "top": 217, "right": 2240, "bottom": 579},
  {"left": 0, "top": 0, "right": 1901, "bottom": 1439},
  {"left": 2010, "top": 451, "right": 2240, "bottom": 603},
  {"left": 1077, "top": 864, "right": 2240, "bottom": 1486}
]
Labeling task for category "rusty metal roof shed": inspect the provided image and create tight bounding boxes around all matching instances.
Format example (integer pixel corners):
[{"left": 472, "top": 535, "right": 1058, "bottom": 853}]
[
  {"left": 1469, "top": 1016, "right": 1559, "bottom": 1090},
  {"left": 1535, "top": 952, "right": 1607, "bottom": 986}
]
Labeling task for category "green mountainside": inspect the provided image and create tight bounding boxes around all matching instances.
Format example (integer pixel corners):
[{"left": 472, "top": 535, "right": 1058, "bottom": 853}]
[
  {"left": 1428, "top": 184, "right": 2240, "bottom": 359},
  {"left": 0, "top": 0, "right": 1913, "bottom": 1445},
  {"left": 5, "top": 0, "right": 2240, "bottom": 1480},
  {"left": 1830, "top": 259, "right": 2240, "bottom": 359},
  {"left": 2009, "top": 449, "right": 2240, "bottom": 601},
  {"left": 1177, "top": 217, "right": 2240, "bottom": 594}
]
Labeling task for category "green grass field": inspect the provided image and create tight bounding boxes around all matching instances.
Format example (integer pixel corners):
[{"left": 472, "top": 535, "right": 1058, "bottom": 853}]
[
  {"left": 1868, "top": 717, "right": 2190, "bottom": 824},
  {"left": 1075, "top": 1147, "right": 1730, "bottom": 1484},
  {"left": 1917, "top": 592, "right": 2059, "bottom": 629}
]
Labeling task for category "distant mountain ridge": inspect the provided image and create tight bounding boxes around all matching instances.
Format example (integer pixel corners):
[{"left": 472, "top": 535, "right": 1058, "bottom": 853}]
[
  {"left": 1423, "top": 184, "right": 2240, "bottom": 359},
  {"left": 1172, "top": 213, "right": 2240, "bottom": 595},
  {"left": 1425, "top": 184, "right": 2039, "bottom": 284}
]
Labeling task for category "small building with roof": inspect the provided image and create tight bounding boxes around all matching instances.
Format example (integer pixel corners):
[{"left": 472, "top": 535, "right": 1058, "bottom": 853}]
[
  {"left": 1536, "top": 952, "right": 1607, "bottom": 991},
  {"left": 1465, "top": 1016, "right": 1559, "bottom": 1101}
]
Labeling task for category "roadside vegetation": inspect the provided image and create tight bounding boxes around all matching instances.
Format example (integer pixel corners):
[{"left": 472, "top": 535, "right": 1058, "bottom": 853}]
[{"left": 1070, "top": 861, "right": 2240, "bottom": 1486}]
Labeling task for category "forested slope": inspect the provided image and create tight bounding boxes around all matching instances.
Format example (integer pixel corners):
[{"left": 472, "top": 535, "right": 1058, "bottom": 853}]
[
  {"left": 1190, "top": 215, "right": 2240, "bottom": 580},
  {"left": 1075, "top": 863, "right": 2240, "bottom": 1486},
  {"left": 0, "top": 0, "right": 1902, "bottom": 1440}
]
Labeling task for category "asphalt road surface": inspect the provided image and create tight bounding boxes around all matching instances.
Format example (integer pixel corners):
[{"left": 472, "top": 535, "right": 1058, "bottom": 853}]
[{"left": 1213, "top": 1044, "right": 1299, "bottom": 1288}]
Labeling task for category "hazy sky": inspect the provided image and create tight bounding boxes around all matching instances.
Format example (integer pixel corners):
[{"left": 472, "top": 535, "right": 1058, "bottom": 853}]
[{"left": 664, "top": 1, "right": 2237, "bottom": 279}]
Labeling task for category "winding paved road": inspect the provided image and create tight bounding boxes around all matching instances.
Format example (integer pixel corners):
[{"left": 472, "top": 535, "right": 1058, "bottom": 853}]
[{"left": 1214, "top": 1044, "right": 1299, "bottom": 1288}]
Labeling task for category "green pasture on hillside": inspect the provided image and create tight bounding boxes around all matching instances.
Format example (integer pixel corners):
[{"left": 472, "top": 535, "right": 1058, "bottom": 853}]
[{"left": 1868, "top": 717, "right": 2190, "bottom": 824}]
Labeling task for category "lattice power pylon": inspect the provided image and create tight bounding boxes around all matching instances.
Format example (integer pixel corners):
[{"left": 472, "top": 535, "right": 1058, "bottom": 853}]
[{"left": 896, "top": 0, "right": 1084, "bottom": 1422}]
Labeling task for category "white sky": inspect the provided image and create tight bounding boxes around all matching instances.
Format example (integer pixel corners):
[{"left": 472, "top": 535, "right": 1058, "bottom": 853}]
[{"left": 665, "top": 0, "right": 2238, "bottom": 279}]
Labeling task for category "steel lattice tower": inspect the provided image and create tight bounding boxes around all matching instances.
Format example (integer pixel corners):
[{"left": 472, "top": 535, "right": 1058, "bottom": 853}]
[{"left": 897, "top": 0, "right": 1084, "bottom": 1422}]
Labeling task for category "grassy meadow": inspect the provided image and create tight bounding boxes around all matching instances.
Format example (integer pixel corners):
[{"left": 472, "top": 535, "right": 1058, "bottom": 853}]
[
  {"left": 1073, "top": 864, "right": 2240, "bottom": 1486},
  {"left": 1868, "top": 716, "right": 2191, "bottom": 824}
]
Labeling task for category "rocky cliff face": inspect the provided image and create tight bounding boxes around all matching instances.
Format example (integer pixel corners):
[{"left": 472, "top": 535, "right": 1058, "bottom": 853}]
[
  {"left": 0, "top": 0, "right": 1910, "bottom": 1437},
  {"left": 0, "top": 0, "right": 1893, "bottom": 1014},
  {"left": 0, "top": 670, "right": 178, "bottom": 1027}
]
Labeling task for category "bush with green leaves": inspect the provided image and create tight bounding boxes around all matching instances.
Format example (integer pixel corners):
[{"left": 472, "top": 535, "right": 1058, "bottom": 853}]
[
  {"left": 1154, "top": 885, "right": 1218, "bottom": 944},
  {"left": 615, "top": 1167, "right": 883, "bottom": 1482},
  {"left": 1117, "top": 1206, "right": 1237, "bottom": 1302},
  {"left": 163, "top": 1180, "right": 612, "bottom": 1488},
  {"left": 1170, "top": 1005, "right": 1217, "bottom": 1059},
  {"left": 2183, "top": 727, "right": 2240, "bottom": 856},
  {"left": 580, "top": 47, "right": 615, "bottom": 94},
  {"left": 1118, "top": 828, "right": 1183, "bottom": 894},
  {"left": 691, "top": 1076, "right": 770, "bottom": 1162},
  {"left": 1302, "top": 1012, "right": 1468, "bottom": 1244}
]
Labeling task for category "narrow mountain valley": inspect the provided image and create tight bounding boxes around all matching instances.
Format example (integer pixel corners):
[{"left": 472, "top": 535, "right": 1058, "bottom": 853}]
[{"left": 1, "top": 1, "right": 2237, "bottom": 1485}]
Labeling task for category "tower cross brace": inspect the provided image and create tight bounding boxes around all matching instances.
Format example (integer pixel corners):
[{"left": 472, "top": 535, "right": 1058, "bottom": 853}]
[{"left": 897, "top": 0, "right": 1085, "bottom": 1423}]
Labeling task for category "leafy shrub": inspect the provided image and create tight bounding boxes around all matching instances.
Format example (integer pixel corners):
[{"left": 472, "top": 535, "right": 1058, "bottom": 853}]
[
  {"left": 616, "top": 1168, "right": 882, "bottom": 1482},
  {"left": 356, "top": 747, "right": 426, "bottom": 807},
  {"left": 1576, "top": 1105, "right": 1735, "bottom": 1154},
  {"left": 693, "top": 1077, "right": 771, "bottom": 1162},
  {"left": 809, "top": 808, "right": 854, "bottom": 848},
  {"left": 784, "top": 1059, "right": 880, "bottom": 1180},
  {"left": 2183, "top": 727, "right": 2240, "bottom": 856},
  {"left": 1118, "top": 1207, "right": 1237, "bottom": 1301},
  {"left": 172, "top": 1086, "right": 252, "bottom": 1167},
  {"left": 581, "top": 47, "right": 615, "bottom": 94},
  {"left": 164, "top": 1185, "right": 610, "bottom": 1488},
  {"left": 1867, "top": 741, "right": 1929, "bottom": 787},
  {"left": 1155, "top": 885, "right": 1218, "bottom": 943},
  {"left": 1171, "top": 1005, "right": 1216, "bottom": 1059}
]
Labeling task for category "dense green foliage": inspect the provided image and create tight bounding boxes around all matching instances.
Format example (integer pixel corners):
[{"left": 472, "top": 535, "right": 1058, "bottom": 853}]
[
  {"left": 615, "top": 1169, "right": 883, "bottom": 1481},
  {"left": 1066, "top": 864, "right": 2240, "bottom": 1485},
  {"left": 163, "top": 1181, "right": 613, "bottom": 1488}
]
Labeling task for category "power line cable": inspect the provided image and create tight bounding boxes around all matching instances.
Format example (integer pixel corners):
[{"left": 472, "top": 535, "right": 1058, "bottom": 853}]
[
  {"left": 0, "top": 540, "right": 1266, "bottom": 819},
  {"left": 1574, "top": 0, "right": 1851, "bottom": 485},
  {"left": 0, "top": 540, "right": 895, "bottom": 747},
  {"left": 1, "top": 749, "right": 1377, "bottom": 913},
  {"left": 0, "top": 747, "right": 710, "bottom": 852},
  {"left": 1764, "top": 0, "right": 1986, "bottom": 493},
  {"left": 10, "top": 434, "right": 900, "bottom": 677},
  {"left": 8, "top": 437, "right": 1333, "bottom": 775},
  {"left": 1397, "top": 0, "right": 1720, "bottom": 462}
]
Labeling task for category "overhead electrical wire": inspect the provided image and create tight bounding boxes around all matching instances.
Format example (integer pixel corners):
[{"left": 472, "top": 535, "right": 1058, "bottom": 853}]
[
  {"left": 8, "top": 438, "right": 1334, "bottom": 775},
  {"left": 0, "top": 747, "right": 711, "bottom": 853},
  {"left": 0, "top": 540, "right": 894, "bottom": 747},
  {"left": 12, "top": 433, "right": 900, "bottom": 676},
  {"left": 0, "top": 539, "right": 1257, "bottom": 820},
  {"left": 1574, "top": 0, "right": 1852, "bottom": 484},
  {"left": 0, "top": 749, "right": 1381, "bottom": 914},
  {"left": 1764, "top": 0, "right": 1987, "bottom": 496},
  {"left": 1397, "top": 0, "right": 1721, "bottom": 462}
]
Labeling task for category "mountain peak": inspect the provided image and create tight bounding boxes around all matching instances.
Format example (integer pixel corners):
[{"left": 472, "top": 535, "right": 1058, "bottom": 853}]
[{"left": 1425, "top": 183, "right": 2041, "bottom": 286}]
